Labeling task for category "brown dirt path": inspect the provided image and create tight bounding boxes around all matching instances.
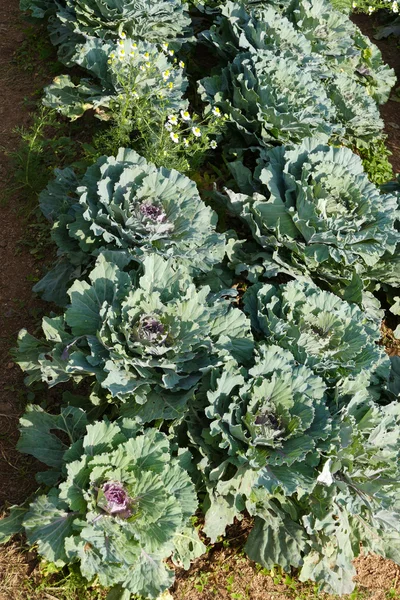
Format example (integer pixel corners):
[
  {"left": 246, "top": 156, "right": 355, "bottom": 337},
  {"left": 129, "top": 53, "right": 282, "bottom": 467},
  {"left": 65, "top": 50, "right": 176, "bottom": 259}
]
[{"left": 0, "top": 0, "right": 50, "bottom": 508}]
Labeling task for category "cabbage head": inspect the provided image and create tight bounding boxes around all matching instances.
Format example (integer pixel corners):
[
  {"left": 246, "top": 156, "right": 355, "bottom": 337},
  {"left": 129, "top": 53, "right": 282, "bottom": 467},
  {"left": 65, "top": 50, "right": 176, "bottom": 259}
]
[
  {"left": 35, "top": 148, "right": 224, "bottom": 305},
  {"left": 0, "top": 417, "right": 205, "bottom": 599},
  {"left": 201, "top": 1, "right": 317, "bottom": 65},
  {"left": 201, "top": 344, "right": 330, "bottom": 483},
  {"left": 246, "top": 0, "right": 395, "bottom": 103},
  {"left": 189, "top": 358, "right": 400, "bottom": 595},
  {"left": 243, "top": 396, "right": 400, "bottom": 595},
  {"left": 44, "top": 38, "right": 187, "bottom": 121},
  {"left": 243, "top": 279, "right": 389, "bottom": 395},
  {"left": 43, "top": 0, "right": 191, "bottom": 64},
  {"left": 224, "top": 138, "right": 400, "bottom": 302},
  {"left": 200, "top": 48, "right": 383, "bottom": 153},
  {"left": 200, "top": 1, "right": 392, "bottom": 131},
  {"left": 199, "top": 50, "right": 338, "bottom": 150},
  {"left": 61, "top": 0, "right": 190, "bottom": 42},
  {"left": 17, "top": 254, "right": 253, "bottom": 411}
]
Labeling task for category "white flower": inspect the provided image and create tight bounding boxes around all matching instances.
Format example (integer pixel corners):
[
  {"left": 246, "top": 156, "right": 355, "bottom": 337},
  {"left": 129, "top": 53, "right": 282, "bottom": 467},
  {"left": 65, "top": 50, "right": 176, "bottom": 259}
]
[
  {"left": 180, "top": 110, "right": 190, "bottom": 121},
  {"left": 139, "top": 64, "right": 146, "bottom": 71},
  {"left": 165, "top": 122, "right": 173, "bottom": 131},
  {"left": 118, "top": 49, "right": 125, "bottom": 58},
  {"left": 143, "top": 52, "right": 150, "bottom": 59},
  {"left": 162, "top": 70, "right": 171, "bottom": 81},
  {"left": 117, "top": 39, "right": 124, "bottom": 47},
  {"left": 210, "top": 140, "right": 217, "bottom": 149},
  {"left": 368, "top": 5, "right": 375, "bottom": 11},
  {"left": 168, "top": 114, "right": 178, "bottom": 125},
  {"left": 352, "top": 1, "right": 356, "bottom": 6},
  {"left": 170, "top": 132, "right": 179, "bottom": 143},
  {"left": 179, "top": 60, "right": 185, "bottom": 68},
  {"left": 212, "top": 106, "right": 222, "bottom": 117},
  {"left": 192, "top": 127, "right": 201, "bottom": 137},
  {"left": 119, "top": 31, "right": 126, "bottom": 40},
  {"left": 393, "top": 0, "right": 399, "bottom": 11},
  {"left": 129, "top": 51, "right": 135, "bottom": 57},
  {"left": 183, "top": 138, "right": 189, "bottom": 147},
  {"left": 168, "top": 50, "right": 174, "bottom": 56},
  {"left": 162, "top": 43, "right": 169, "bottom": 52},
  {"left": 132, "top": 91, "right": 139, "bottom": 99}
]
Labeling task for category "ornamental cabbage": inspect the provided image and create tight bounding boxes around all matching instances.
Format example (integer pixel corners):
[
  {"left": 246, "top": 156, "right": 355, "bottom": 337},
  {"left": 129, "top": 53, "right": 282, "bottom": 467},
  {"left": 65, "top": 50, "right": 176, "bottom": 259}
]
[
  {"left": 44, "top": 38, "right": 187, "bottom": 121},
  {"left": 24, "top": 0, "right": 191, "bottom": 64},
  {"left": 17, "top": 254, "right": 253, "bottom": 411},
  {"left": 200, "top": 1, "right": 392, "bottom": 131},
  {"left": 243, "top": 279, "right": 389, "bottom": 395},
  {"left": 188, "top": 357, "right": 400, "bottom": 594},
  {"left": 0, "top": 415, "right": 205, "bottom": 599},
  {"left": 224, "top": 138, "right": 400, "bottom": 303},
  {"left": 201, "top": 1, "right": 317, "bottom": 65},
  {"left": 246, "top": 0, "right": 395, "bottom": 103},
  {"left": 199, "top": 47, "right": 383, "bottom": 152},
  {"left": 35, "top": 148, "right": 224, "bottom": 305},
  {"left": 59, "top": 0, "right": 191, "bottom": 43},
  {"left": 244, "top": 397, "right": 400, "bottom": 594},
  {"left": 199, "top": 50, "right": 338, "bottom": 150},
  {"left": 198, "top": 344, "right": 330, "bottom": 488}
]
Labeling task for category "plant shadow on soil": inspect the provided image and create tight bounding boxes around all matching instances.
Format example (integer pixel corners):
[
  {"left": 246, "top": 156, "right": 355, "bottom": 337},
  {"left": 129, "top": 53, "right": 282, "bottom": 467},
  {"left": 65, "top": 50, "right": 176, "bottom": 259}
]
[{"left": 0, "top": 2, "right": 400, "bottom": 600}]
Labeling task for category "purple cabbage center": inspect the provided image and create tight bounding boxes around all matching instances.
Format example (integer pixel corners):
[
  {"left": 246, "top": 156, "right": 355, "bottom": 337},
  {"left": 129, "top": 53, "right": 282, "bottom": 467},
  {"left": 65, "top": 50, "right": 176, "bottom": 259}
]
[
  {"left": 139, "top": 202, "right": 167, "bottom": 223},
  {"left": 102, "top": 481, "right": 132, "bottom": 517},
  {"left": 138, "top": 316, "right": 167, "bottom": 344}
]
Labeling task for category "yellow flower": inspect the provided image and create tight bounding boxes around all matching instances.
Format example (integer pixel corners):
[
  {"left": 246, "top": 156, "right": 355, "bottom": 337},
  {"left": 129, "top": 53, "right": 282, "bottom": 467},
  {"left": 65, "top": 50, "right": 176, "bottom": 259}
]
[
  {"left": 168, "top": 82, "right": 174, "bottom": 89},
  {"left": 162, "top": 70, "right": 171, "bottom": 81}
]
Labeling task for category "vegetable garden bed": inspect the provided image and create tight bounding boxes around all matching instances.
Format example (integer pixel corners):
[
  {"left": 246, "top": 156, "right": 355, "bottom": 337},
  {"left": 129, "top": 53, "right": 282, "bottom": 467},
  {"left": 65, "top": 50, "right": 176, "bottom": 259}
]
[{"left": 0, "top": 0, "right": 400, "bottom": 599}]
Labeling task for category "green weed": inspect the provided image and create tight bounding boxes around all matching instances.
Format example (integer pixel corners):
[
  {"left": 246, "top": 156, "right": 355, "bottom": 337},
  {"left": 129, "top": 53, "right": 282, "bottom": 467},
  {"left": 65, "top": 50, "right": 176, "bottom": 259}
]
[{"left": 357, "top": 137, "right": 394, "bottom": 185}]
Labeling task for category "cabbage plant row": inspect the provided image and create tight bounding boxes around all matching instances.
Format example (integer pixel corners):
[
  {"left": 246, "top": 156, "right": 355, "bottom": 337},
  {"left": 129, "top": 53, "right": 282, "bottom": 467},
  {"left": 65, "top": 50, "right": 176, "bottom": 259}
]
[{"left": 1, "top": 0, "right": 400, "bottom": 599}]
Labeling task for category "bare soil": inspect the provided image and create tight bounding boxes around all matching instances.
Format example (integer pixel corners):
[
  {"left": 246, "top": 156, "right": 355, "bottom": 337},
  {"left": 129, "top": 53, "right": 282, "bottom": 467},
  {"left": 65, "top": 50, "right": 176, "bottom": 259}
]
[{"left": 0, "top": 2, "right": 399, "bottom": 600}]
